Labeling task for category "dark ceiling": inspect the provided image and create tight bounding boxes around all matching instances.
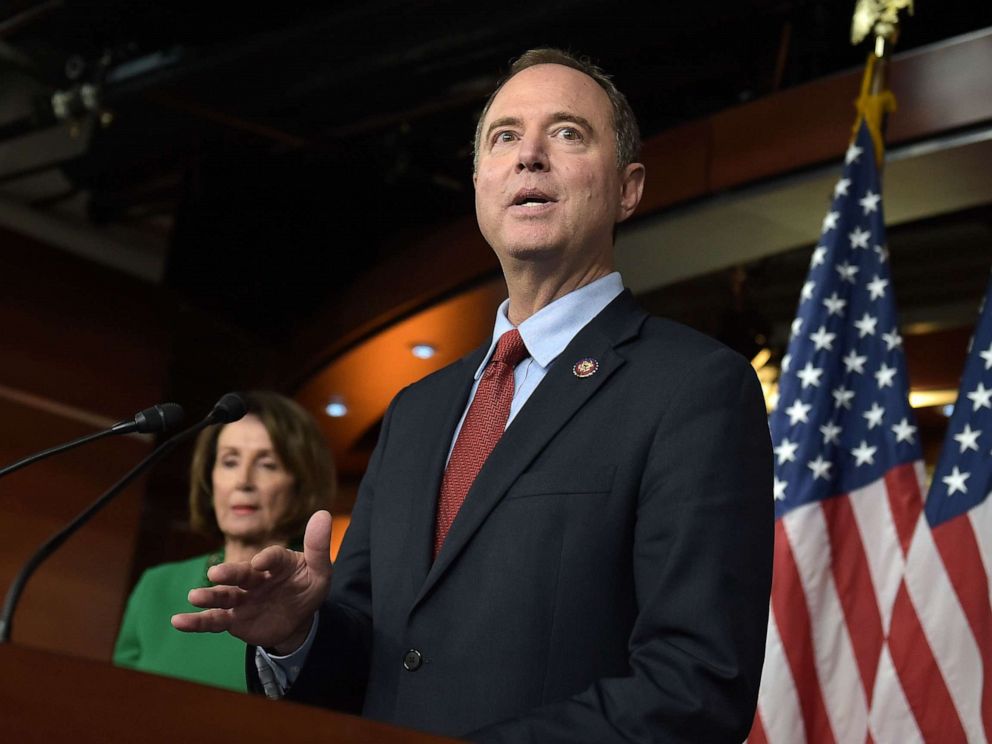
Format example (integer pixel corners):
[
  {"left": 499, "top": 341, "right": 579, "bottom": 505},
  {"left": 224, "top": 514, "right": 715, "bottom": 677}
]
[{"left": 4, "top": 0, "right": 992, "bottom": 340}]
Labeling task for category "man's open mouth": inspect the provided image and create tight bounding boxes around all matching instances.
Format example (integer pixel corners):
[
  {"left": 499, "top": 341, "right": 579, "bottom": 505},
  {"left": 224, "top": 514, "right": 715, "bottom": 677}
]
[{"left": 511, "top": 190, "right": 556, "bottom": 207}]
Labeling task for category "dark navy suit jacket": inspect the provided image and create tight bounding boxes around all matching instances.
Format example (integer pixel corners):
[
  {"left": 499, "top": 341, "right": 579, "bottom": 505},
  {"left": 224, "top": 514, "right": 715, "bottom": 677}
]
[{"left": 254, "top": 291, "right": 774, "bottom": 743}]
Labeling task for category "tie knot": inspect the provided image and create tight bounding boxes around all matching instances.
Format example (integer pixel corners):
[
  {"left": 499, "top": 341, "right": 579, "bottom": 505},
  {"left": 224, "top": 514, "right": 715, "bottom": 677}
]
[{"left": 491, "top": 329, "right": 529, "bottom": 368}]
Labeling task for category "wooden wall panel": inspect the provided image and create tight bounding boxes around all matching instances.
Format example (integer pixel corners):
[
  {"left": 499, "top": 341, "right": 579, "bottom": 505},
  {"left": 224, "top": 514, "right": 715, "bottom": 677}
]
[
  {"left": 0, "top": 398, "right": 149, "bottom": 660},
  {"left": 635, "top": 121, "right": 711, "bottom": 216},
  {"left": 0, "top": 228, "right": 172, "bottom": 661},
  {"left": 0, "top": 229, "right": 171, "bottom": 418},
  {"left": 888, "top": 31, "right": 992, "bottom": 142}
]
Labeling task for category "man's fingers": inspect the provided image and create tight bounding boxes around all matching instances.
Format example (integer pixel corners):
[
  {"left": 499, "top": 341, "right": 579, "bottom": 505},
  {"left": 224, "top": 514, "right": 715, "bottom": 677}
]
[
  {"left": 249, "top": 543, "right": 299, "bottom": 576},
  {"left": 206, "top": 560, "right": 269, "bottom": 589},
  {"left": 303, "top": 510, "right": 334, "bottom": 581},
  {"left": 187, "top": 585, "right": 246, "bottom": 610},
  {"left": 171, "top": 608, "right": 232, "bottom": 633}
]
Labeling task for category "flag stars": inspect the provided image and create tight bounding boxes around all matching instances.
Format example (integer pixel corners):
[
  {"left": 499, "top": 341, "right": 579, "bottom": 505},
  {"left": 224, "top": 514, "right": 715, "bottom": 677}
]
[
  {"left": 875, "top": 244, "right": 889, "bottom": 263},
  {"left": 891, "top": 418, "right": 917, "bottom": 444},
  {"left": 859, "top": 190, "right": 881, "bottom": 215},
  {"left": 781, "top": 354, "right": 792, "bottom": 373},
  {"left": 836, "top": 261, "right": 860, "bottom": 284},
  {"left": 797, "top": 362, "right": 824, "bottom": 389},
  {"left": 980, "top": 342, "right": 992, "bottom": 371},
  {"left": 785, "top": 399, "right": 812, "bottom": 425},
  {"left": 823, "top": 292, "right": 847, "bottom": 316},
  {"left": 807, "top": 455, "right": 833, "bottom": 480},
  {"left": 811, "top": 246, "right": 828, "bottom": 267},
  {"left": 848, "top": 226, "right": 871, "bottom": 249},
  {"left": 942, "top": 466, "right": 970, "bottom": 497},
  {"left": 854, "top": 313, "right": 879, "bottom": 338},
  {"left": 967, "top": 382, "right": 992, "bottom": 412},
  {"left": 801, "top": 280, "right": 816, "bottom": 302},
  {"left": 774, "top": 438, "right": 800, "bottom": 465},
  {"left": 822, "top": 211, "right": 840, "bottom": 233},
  {"left": 866, "top": 275, "right": 889, "bottom": 300},
  {"left": 882, "top": 328, "right": 903, "bottom": 351},
  {"left": 864, "top": 402, "right": 886, "bottom": 429},
  {"left": 845, "top": 142, "right": 864, "bottom": 165},
  {"left": 843, "top": 349, "right": 868, "bottom": 374},
  {"left": 875, "top": 363, "right": 897, "bottom": 389},
  {"left": 851, "top": 440, "right": 878, "bottom": 466},
  {"left": 834, "top": 178, "right": 851, "bottom": 198},
  {"left": 791, "top": 318, "right": 804, "bottom": 338},
  {"left": 833, "top": 386, "right": 856, "bottom": 409},
  {"left": 820, "top": 421, "right": 842, "bottom": 445},
  {"left": 774, "top": 478, "right": 787, "bottom": 501},
  {"left": 810, "top": 325, "right": 836, "bottom": 351},
  {"left": 954, "top": 424, "right": 981, "bottom": 454}
]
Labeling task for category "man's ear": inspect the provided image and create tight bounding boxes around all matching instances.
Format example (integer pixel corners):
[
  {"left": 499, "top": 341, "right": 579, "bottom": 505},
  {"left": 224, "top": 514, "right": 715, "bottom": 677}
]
[{"left": 617, "top": 162, "right": 645, "bottom": 223}]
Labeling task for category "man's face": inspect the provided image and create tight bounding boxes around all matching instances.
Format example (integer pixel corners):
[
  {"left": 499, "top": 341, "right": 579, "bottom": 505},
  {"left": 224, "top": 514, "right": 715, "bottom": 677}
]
[{"left": 473, "top": 63, "right": 643, "bottom": 276}]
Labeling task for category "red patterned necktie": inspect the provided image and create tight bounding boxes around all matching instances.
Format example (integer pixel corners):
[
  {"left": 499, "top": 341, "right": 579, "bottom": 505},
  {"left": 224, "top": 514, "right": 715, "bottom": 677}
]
[{"left": 434, "top": 329, "right": 529, "bottom": 557}]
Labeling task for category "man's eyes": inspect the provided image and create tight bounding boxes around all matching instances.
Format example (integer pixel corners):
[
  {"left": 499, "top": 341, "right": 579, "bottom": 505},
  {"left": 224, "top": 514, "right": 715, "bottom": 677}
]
[
  {"left": 492, "top": 130, "right": 517, "bottom": 144},
  {"left": 490, "top": 127, "right": 584, "bottom": 145}
]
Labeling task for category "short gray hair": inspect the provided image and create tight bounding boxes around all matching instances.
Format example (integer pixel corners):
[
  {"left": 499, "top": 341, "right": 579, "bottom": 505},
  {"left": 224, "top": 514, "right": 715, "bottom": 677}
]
[{"left": 472, "top": 48, "right": 641, "bottom": 172}]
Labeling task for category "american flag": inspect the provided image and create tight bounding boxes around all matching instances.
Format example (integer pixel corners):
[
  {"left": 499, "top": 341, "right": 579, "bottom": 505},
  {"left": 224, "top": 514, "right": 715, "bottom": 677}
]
[
  {"left": 750, "top": 120, "right": 990, "bottom": 743},
  {"left": 917, "top": 273, "right": 992, "bottom": 742}
]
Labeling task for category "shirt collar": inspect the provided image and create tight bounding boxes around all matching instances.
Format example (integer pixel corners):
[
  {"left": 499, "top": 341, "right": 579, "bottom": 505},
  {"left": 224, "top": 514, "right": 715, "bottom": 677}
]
[{"left": 474, "top": 272, "right": 625, "bottom": 379}]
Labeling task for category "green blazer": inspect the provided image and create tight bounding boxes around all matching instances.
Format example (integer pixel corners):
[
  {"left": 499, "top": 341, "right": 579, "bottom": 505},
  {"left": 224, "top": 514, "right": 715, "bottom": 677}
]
[{"left": 113, "top": 552, "right": 246, "bottom": 692}]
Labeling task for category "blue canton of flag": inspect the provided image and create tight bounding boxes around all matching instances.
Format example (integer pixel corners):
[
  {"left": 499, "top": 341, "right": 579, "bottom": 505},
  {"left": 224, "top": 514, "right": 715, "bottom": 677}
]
[
  {"left": 927, "top": 273, "right": 992, "bottom": 523},
  {"left": 770, "top": 122, "right": 922, "bottom": 518}
]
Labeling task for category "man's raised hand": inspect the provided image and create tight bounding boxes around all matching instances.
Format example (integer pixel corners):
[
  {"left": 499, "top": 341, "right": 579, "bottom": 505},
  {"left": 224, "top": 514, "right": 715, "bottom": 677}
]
[{"left": 171, "top": 510, "right": 333, "bottom": 655}]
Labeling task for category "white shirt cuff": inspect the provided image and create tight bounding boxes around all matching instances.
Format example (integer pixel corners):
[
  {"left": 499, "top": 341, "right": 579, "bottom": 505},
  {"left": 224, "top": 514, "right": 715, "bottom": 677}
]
[{"left": 253, "top": 612, "right": 319, "bottom": 698}]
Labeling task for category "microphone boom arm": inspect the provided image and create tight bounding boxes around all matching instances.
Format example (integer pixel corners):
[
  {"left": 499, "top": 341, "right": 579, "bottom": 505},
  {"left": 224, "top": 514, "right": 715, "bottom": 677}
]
[{"left": 0, "top": 394, "right": 243, "bottom": 644}]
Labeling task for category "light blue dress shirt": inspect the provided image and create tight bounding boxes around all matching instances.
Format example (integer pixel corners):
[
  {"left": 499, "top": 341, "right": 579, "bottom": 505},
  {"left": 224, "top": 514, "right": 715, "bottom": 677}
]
[
  {"left": 448, "top": 271, "right": 625, "bottom": 456},
  {"left": 259, "top": 272, "right": 626, "bottom": 694}
]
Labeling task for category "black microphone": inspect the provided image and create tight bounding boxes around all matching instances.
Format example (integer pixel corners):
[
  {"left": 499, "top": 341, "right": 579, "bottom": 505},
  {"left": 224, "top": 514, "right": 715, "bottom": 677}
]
[
  {"left": 0, "top": 392, "right": 246, "bottom": 643},
  {"left": 0, "top": 402, "right": 185, "bottom": 480}
]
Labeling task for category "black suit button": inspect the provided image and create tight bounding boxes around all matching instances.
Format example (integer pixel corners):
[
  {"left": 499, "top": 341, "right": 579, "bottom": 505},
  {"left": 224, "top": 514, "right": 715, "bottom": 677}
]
[{"left": 403, "top": 649, "right": 423, "bottom": 671}]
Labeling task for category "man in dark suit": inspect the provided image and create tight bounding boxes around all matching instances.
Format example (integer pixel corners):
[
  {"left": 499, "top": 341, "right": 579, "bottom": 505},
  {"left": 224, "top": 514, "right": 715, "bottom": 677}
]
[{"left": 174, "top": 48, "right": 774, "bottom": 743}]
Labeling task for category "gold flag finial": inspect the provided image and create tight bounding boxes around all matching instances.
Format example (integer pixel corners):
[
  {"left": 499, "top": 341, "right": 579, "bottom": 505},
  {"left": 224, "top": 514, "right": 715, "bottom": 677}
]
[
  {"left": 851, "top": 0, "right": 914, "bottom": 47},
  {"left": 849, "top": 1, "right": 912, "bottom": 162}
]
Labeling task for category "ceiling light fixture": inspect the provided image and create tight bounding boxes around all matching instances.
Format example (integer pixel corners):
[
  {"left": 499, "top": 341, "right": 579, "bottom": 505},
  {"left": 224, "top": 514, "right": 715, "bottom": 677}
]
[
  {"left": 908, "top": 388, "right": 957, "bottom": 409},
  {"left": 325, "top": 395, "right": 348, "bottom": 417}
]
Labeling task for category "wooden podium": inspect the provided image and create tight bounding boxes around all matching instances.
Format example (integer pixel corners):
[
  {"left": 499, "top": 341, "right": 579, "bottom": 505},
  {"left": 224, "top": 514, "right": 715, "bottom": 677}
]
[{"left": 0, "top": 644, "right": 458, "bottom": 743}]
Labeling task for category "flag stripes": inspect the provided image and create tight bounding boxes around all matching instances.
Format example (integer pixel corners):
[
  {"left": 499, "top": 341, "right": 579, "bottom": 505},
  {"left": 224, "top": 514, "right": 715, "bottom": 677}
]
[
  {"left": 931, "top": 518, "right": 992, "bottom": 741},
  {"left": 771, "top": 518, "right": 837, "bottom": 744},
  {"left": 820, "top": 494, "right": 883, "bottom": 700}
]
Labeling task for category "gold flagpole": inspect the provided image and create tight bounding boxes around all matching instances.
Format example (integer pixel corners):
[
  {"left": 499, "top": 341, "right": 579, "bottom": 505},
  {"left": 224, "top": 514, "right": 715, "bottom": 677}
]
[{"left": 849, "top": 0, "right": 914, "bottom": 163}]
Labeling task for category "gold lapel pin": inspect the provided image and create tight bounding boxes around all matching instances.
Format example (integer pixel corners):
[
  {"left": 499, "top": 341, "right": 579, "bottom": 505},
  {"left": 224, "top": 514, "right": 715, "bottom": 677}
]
[{"left": 572, "top": 358, "right": 599, "bottom": 378}]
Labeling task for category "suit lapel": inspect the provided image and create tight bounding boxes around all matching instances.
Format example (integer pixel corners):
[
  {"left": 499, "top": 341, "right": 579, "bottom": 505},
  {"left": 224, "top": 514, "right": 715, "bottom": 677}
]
[
  {"left": 401, "top": 344, "right": 489, "bottom": 591},
  {"left": 411, "top": 291, "right": 647, "bottom": 611}
]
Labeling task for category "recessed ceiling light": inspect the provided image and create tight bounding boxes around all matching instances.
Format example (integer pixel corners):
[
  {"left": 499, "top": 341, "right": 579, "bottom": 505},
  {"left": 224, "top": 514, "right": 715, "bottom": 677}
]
[
  {"left": 411, "top": 343, "right": 436, "bottom": 359},
  {"left": 325, "top": 395, "right": 348, "bottom": 417}
]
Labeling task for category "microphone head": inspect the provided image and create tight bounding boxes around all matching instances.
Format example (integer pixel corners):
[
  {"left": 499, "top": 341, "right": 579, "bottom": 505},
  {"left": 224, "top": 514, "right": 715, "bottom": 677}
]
[
  {"left": 211, "top": 393, "right": 247, "bottom": 424},
  {"left": 133, "top": 403, "right": 185, "bottom": 434}
]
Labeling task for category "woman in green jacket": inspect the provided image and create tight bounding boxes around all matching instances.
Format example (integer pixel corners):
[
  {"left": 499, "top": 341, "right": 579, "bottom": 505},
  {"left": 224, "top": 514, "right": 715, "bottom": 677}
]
[{"left": 113, "top": 391, "right": 335, "bottom": 691}]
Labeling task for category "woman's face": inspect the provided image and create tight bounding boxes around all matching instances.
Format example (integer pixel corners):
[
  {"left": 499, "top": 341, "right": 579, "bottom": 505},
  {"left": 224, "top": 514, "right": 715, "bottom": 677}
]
[{"left": 212, "top": 414, "right": 295, "bottom": 544}]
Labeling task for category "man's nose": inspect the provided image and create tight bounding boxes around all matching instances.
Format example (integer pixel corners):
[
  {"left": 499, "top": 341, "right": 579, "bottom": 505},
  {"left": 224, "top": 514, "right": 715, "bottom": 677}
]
[{"left": 515, "top": 133, "right": 548, "bottom": 172}]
